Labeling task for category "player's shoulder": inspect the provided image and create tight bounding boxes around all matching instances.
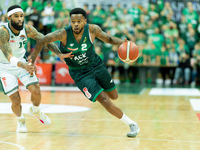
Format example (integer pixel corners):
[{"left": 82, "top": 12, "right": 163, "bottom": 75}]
[
  {"left": 24, "top": 24, "right": 39, "bottom": 37},
  {"left": 0, "top": 25, "right": 9, "bottom": 37},
  {"left": 89, "top": 24, "right": 102, "bottom": 35},
  {"left": 89, "top": 24, "right": 101, "bottom": 30}
]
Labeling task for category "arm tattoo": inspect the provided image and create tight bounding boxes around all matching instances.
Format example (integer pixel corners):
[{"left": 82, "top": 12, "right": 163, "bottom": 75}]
[
  {"left": 30, "top": 29, "right": 65, "bottom": 63},
  {"left": 90, "top": 25, "right": 124, "bottom": 46},
  {"left": 0, "top": 28, "right": 13, "bottom": 60},
  {"left": 17, "top": 61, "right": 26, "bottom": 69},
  {"left": 46, "top": 43, "right": 62, "bottom": 55},
  {"left": 26, "top": 25, "right": 45, "bottom": 62}
]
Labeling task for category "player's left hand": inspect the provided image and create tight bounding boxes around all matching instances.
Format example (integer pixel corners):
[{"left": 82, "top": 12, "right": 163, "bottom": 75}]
[
  {"left": 58, "top": 52, "right": 74, "bottom": 64},
  {"left": 27, "top": 59, "right": 36, "bottom": 76}
]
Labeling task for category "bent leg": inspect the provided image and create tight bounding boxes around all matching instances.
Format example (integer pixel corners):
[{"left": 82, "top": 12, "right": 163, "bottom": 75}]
[
  {"left": 96, "top": 91, "right": 140, "bottom": 137},
  {"left": 27, "top": 83, "right": 41, "bottom": 106},
  {"left": 96, "top": 91, "right": 123, "bottom": 119},
  {"left": 9, "top": 91, "right": 22, "bottom": 117},
  {"left": 27, "top": 83, "right": 51, "bottom": 125},
  {"left": 105, "top": 88, "right": 118, "bottom": 100}
]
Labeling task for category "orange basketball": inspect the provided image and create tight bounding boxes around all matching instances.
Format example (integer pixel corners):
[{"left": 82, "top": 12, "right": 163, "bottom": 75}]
[{"left": 118, "top": 41, "right": 139, "bottom": 63}]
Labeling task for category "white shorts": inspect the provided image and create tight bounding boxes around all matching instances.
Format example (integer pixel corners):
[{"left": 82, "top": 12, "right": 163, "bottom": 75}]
[{"left": 0, "top": 59, "right": 39, "bottom": 96}]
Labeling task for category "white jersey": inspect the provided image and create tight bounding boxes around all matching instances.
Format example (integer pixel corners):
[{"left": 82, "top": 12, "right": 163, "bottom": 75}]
[{"left": 0, "top": 22, "right": 27, "bottom": 64}]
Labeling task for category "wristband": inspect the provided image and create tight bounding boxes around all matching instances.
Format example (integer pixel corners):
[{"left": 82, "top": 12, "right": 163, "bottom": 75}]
[{"left": 10, "top": 56, "right": 20, "bottom": 66}]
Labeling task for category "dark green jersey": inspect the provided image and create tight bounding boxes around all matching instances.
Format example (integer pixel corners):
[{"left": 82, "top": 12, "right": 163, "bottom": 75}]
[{"left": 59, "top": 24, "right": 103, "bottom": 70}]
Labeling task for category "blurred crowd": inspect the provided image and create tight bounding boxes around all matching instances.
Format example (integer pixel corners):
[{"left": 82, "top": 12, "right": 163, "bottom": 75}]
[{"left": 0, "top": 0, "right": 200, "bottom": 86}]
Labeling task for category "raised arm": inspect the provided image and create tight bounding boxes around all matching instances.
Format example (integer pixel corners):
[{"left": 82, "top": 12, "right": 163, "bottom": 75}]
[
  {"left": 89, "top": 24, "right": 125, "bottom": 46},
  {"left": 26, "top": 25, "right": 68, "bottom": 63},
  {"left": 0, "top": 27, "right": 33, "bottom": 72}
]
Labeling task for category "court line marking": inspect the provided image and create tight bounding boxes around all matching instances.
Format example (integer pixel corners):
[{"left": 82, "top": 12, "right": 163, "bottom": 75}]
[
  {"left": 19, "top": 86, "right": 80, "bottom": 91},
  {"left": 139, "top": 88, "right": 146, "bottom": 95},
  {"left": 1, "top": 132, "right": 200, "bottom": 144},
  {"left": 0, "top": 116, "right": 199, "bottom": 123},
  {"left": 0, "top": 141, "right": 25, "bottom": 150}
]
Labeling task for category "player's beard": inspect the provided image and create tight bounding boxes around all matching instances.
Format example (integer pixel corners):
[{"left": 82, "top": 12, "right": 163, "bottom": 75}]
[
  {"left": 73, "top": 27, "right": 84, "bottom": 34},
  {"left": 10, "top": 19, "right": 24, "bottom": 31}
]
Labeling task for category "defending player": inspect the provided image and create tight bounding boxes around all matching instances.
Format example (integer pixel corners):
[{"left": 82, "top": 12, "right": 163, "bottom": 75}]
[
  {"left": 0, "top": 5, "right": 72, "bottom": 133},
  {"left": 30, "top": 8, "right": 140, "bottom": 137}
]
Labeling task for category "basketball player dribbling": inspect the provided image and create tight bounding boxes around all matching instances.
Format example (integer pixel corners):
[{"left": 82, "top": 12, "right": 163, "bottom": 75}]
[
  {"left": 30, "top": 8, "right": 140, "bottom": 137},
  {"left": 0, "top": 5, "right": 73, "bottom": 133}
]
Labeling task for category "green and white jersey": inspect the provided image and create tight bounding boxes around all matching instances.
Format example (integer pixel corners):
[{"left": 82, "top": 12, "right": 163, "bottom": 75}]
[
  {"left": 0, "top": 22, "right": 27, "bottom": 64},
  {"left": 60, "top": 24, "right": 103, "bottom": 70}
]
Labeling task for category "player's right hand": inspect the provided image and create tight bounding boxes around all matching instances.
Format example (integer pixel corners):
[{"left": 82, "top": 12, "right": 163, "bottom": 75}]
[
  {"left": 58, "top": 52, "right": 74, "bottom": 64},
  {"left": 25, "top": 59, "right": 35, "bottom": 76}
]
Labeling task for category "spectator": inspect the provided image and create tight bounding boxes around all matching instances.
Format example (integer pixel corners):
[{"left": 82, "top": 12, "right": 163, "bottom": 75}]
[
  {"left": 102, "top": 16, "right": 113, "bottom": 30},
  {"left": 136, "top": 44, "right": 145, "bottom": 65},
  {"left": 119, "top": 8, "right": 132, "bottom": 23},
  {"left": 148, "top": 28, "right": 165, "bottom": 50},
  {"left": 148, "top": 4, "right": 159, "bottom": 23},
  {"left": 164, "top": 21, "right": 179, "bottom": 46},
  {"left": 41, "top": 1, "right": 55, "bottom": 35},
  {"left": 190, "top": 44, "right": 200, "bottom": 86},
  {"left": 32, "top": 0, "right": 43, "bottom": 12},
  {"left": 182, "top": 2, "right": 193, "bottom": 15},
  {"left": 54, "top": 0, "right": 63, "bottom": 12},
  {"left": 90, "top": 5, "right": 106, "bottom": 27},
  {"left": 24, "top": 0, "right": 34, "bottom": 22},
  {"left": 178, "top": 15, "right": 188, "bottom": 41},
  {"left": 83, "top": 4, "right": 91, "bottom": 22},
  {"left": 158, "top": 45, "right": 170, "bottom": 85},
  {"left": 160, "top": 2, "right": 174, "bottom": 25},
  {"left": 145, "top": 20, "right": 156, "bottom": 36},
  {"left": 29, "top": 7, "right": 40, "bottom": 30},
  {"left": 95, "top": 46, "right": 104, "bottom": 61},
  {"left": 168, "top": 46, "right": 179, "bottom": 65},
  {"left": 135, "top": 32, "right": 147, "bottom": 46},
  {"left": 107, "top": 45, "right": 119, "bottom": 80},
  {"left": 62, "top": 1, "right": 70, "bottom": 17},
  {"left": 184, "top": 3, "right": 198, "bottom": 29},
  {"left": 106, "top": 6, "right": 117, "bottom": 21},
  {"left": 168, "top": 46, "right": 178, "bottom": 84},
  {"left": 128, "top": 2, "right": 141, "bottom": 24},
  {"left": 174, "top": 39, "right": 191, "bottom": 85},
  {"left": 135, "top": 14, "right": 147, "bottom": 34},
  {"left": 185, "top": 28, "right": 198, "bottom": 54},
  {"left": 0, "top": 15, "right": 6, "bottom": 25}
]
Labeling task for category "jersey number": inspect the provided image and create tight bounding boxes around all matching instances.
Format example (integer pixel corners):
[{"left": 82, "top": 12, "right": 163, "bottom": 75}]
[
  {"left": 81, "top": 44, "right": 87, "bottom": 51},
  {"left": 19, "top": 40, "right": 27, "bottom": 48}
]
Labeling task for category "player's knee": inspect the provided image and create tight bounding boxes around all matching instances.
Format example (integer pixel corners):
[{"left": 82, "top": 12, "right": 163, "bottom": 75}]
[
  {"left": 110, "top": 93, "right": 118, "bottom": 100},
  {"left": 32, "top": 89, "right": 41, "bottom": 99},
  {"left": 98, "top": 98, "right": 112, "bottom": 108},
  {"left": 30, "top": 84, "right": 41, "bottom": 98}
]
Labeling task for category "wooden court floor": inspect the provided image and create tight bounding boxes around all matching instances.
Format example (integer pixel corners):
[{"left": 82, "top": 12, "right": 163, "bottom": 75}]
[{"left": 0, "top": 86, "right": 200, "bottom": 150}]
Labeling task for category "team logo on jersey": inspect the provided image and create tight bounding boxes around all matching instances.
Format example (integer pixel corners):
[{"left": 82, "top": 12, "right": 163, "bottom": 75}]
[
  {"left": 83, "top": 87, "right": 91, "bottom": 99},
  {"left": 83, "top": 37, "right": 87, "bottom": 43},
  {"left": 70, "top": 43, "right": 74, "bottom": 47},
  {"left": 20, "top": 35, "right": 26, "bottom": 40}
]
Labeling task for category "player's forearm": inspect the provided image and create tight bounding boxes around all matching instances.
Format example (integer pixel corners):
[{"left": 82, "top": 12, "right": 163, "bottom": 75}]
[
  {"left": 108, "top": 36, "right": 124, "bottom": 46},
  {"left": 7, "top": 55, "right": 26, "bottom": 69},
  {"left": 17, "top": 61, "right": 26, "bottom": 69},
  {"left": 31, "top": 41, "right": 45, "bottom": 63},
  {"left": 46, "top": 43, "right": 62, "bottom": 56}
]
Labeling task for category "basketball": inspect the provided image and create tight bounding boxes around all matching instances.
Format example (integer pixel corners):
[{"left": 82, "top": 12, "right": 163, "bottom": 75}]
[{"left": 118, "top": 41, "right": 139, "bottom": 63}]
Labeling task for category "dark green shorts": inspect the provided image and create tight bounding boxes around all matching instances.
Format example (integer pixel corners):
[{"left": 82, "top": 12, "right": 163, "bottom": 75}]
[{"left": 70, "top": 64, "right": 116, "bottom": 102}]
